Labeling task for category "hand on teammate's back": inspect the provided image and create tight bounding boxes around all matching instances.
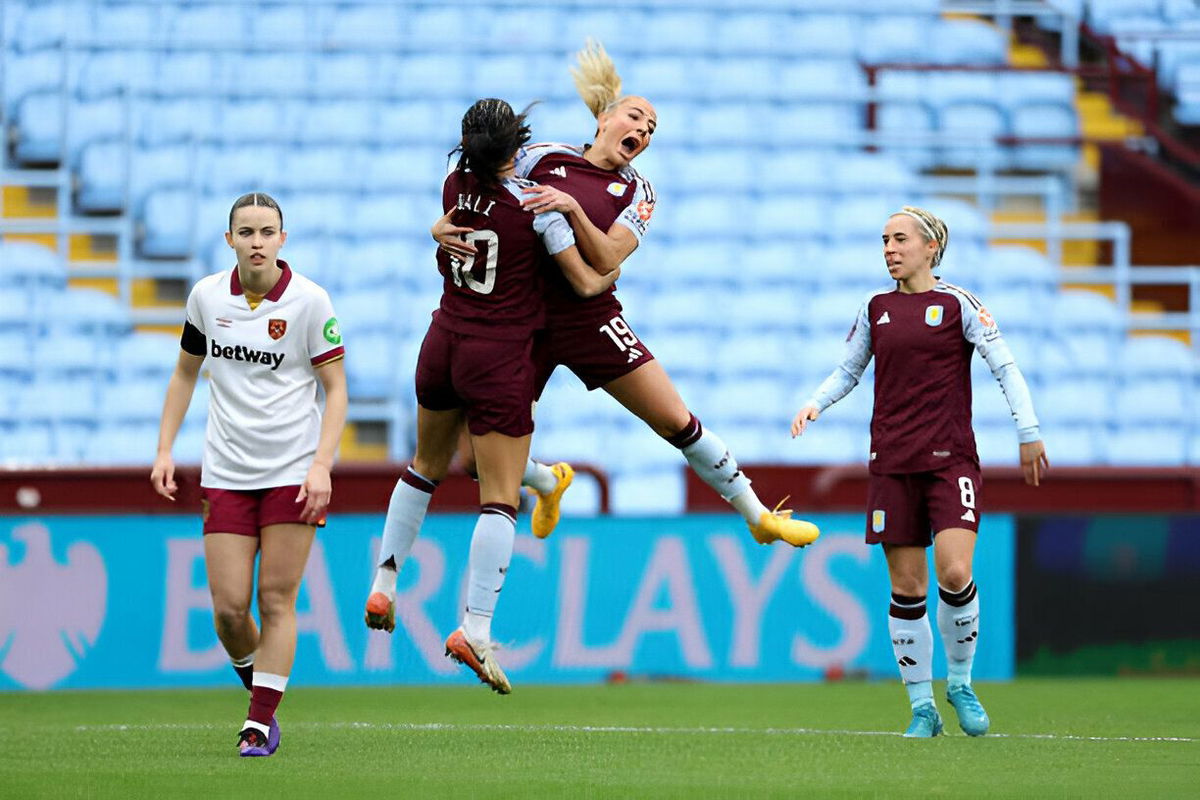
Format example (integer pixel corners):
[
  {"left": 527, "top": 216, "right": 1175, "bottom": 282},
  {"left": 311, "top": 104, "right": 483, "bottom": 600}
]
[
  {"left": 431, "top": 211, "right": 477, "bottom": 259},
  {"left": 521, "top": 184, "right": 580, "bottom": 216},
  {"left": 1019, "top": 441, "right": 1049, "bottom": 487}
]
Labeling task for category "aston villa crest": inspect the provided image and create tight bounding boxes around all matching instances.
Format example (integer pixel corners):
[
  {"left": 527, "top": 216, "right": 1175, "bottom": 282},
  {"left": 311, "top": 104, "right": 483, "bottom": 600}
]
[{"left": 268, "top": 318, "right": 287, "bottom": 340}]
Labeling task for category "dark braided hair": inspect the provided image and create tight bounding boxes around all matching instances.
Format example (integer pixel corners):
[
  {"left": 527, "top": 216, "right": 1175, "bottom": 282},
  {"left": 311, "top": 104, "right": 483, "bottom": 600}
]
[
  {"left": 228, "top": 192, "right": 283, "bottom": 231},
  {"left": 450, "top": 98, "right": 533, "bottom": 192}
]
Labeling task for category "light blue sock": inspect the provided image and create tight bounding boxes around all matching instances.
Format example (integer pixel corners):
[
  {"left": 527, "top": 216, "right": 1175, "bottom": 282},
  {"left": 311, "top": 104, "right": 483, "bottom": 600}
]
[{"left": 938, "top": 580, "right": 980, "bottom": 688}]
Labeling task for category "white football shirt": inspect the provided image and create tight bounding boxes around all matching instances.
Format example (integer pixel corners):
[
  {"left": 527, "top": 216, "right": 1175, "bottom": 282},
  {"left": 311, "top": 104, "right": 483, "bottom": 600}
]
[{"left": 183, "top": 262, "right": 344, "bottom": 489}]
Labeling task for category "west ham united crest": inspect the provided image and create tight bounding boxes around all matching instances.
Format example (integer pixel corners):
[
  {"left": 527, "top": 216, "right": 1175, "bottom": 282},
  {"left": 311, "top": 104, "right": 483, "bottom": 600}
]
[{"left": 268, "top": 318, "right": 287, "bottom": 340}]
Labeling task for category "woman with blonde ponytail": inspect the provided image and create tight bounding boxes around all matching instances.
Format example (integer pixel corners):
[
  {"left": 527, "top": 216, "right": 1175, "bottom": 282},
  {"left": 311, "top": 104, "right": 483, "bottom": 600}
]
[
  {"left": 434, "top": 41, "right": 820, "bottom": 549},
  {"left": 792, "top": 206, "right": 1048, "bottom": 739}
]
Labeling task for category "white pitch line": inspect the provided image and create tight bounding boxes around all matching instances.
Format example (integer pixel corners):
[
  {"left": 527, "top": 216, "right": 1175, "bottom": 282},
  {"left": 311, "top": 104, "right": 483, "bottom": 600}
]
[{"left": 69, "top": 721, "right": 1197, "bottom": 744}]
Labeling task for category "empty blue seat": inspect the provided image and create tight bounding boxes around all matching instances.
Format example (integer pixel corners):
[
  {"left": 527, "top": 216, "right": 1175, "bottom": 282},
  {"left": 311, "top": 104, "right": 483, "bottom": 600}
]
[
  {"left": 791, "top": 15, "right": 858, "bottom": 58},
  {"left": 624, "top": 57, "right": 700, "bottom": 101},
  {"left": 711, "top": 12, "right": 792, "bottom": 56},
  {"left": 769, "top": 104, "right": 863, "bottom": 145},
  {"left": 935, "top": 19, "right": 1009, "bottom": 65},
  {"left": 641, "top": 11, "right": 715, "bottom": 54},
  {"left": 779, "top": 59, "right": 867, "bottom": 100},
  {"left": 92, "top": 2, "right": 161, "bottom": 45},
  {"left": 114, "top": 332, "right": 181, "bottom": 382},
  {"left": 831, "top": 153, "right": 917, "bottom": 194},
  {"left": 754, "top": 150, "right": 832, "bottom": 193},
  {"left": 701, "top": 58, "right": 777, "bottom": 101},
  {"left": 166, "top": 3, "right": 236, "bottom": 45},
  {"left": 75, "top": 50, "right": 157, "bottom": 99},
  {"left": 233, "top": 53, "right": 311, "bottom": 96},
  {"left": 1041, "top": 379, "right": 1113, "bottom": 429},
  {"left": 753, "top": 193, "right": 828, "bottom": 239},
  {"left": 1010, "top": 103, "right": 1081, "bottom": 169},
  {"left": 1115, "top": 379, "right": 1191, "bottom": 426},
  {"left": 974, "top": 423, "right": 1022, "bottom": 465},
  {"left": 324, "top": 3, "right": 403, "bottom": 46},
  {"left": 249, "top": 3, "right": 309, "bottom": 44},
  {"left": 1117, "top": 335, "right": 1197, "bottom": 381},
  {"left": 1105, "top": 424, "right": 1188, "bottom": 466},
  {"left": 0, "top": 241, "right": 66, "bottom": 291},
  {"left": 3, "top": 49, "right": 63, "bottom": 118},
  {"left": 938, "top": 102, "right": 1007, "bottom": 169}
]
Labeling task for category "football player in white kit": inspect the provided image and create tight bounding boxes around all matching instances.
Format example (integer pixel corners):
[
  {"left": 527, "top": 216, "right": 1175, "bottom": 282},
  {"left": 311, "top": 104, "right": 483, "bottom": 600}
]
[{"left": 151, "top": 192, "right": 347, "bottom": 757}]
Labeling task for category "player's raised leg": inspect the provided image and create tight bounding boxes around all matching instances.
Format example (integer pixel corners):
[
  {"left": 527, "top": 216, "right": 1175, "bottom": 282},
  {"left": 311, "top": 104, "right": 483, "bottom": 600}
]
[
  {"left": 366, "top": 406, "right": 460, "bottom": 632},
  {"left": 604, "top": 361, "right": 818, "bottom": 547},
  {"left": 936, "top": 529, "right": 989, "bottom": 736},
  {"left": 527, "top": 459, "right": 573, "bottom": 539}
]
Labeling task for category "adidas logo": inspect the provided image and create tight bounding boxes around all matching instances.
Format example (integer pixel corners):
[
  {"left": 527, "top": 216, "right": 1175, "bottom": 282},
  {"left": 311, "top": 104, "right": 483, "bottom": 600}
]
[
  {"left": 549, "top": 166, "right": 567, "bottom": 178},
  {"left": 961, "top": 509, "right": 976, "bottom": 522},
  {"left": 626, "top": 347, "right": 644, "bottom": 363},
  {"left": 877, "top": 311, "right": 890, "bottom": 324}
]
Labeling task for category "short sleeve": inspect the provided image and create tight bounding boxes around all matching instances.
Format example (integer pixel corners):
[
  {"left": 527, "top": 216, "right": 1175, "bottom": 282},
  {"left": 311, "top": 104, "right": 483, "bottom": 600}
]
[
  {"left": 613, "top": 173, "right": 655, "bottom": 241},
  {"left": 307, "top": 287, "right": 345, "bottom": 367},
  {"left": 533, "top": 209, "right": 577, "bottom": 255},
  {"left": 184, "top": 282, "right": 206, "bottom": 336}
]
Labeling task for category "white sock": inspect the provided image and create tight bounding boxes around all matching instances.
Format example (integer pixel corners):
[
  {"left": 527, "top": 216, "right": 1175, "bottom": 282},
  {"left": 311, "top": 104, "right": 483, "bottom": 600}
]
[
  {"left": 230, "top": 652, "right": 254, "bottom": 669},
  {"left": 729, "top": 487, "right": 770, "bottom": 524},
  {"left": 374, "top": 467, "right": 437, "bottom": 590},
  {"left": 522, "top": 459, "right": 559, "bottom": 495},
  {"left": 670, "top": 416, "right": 754, "bottom": 512},
  {"left": 889, "top": 594, "right": 934, "bottom": 709},
  {"left": 370, "top": 565, "right": 396, "bottom": 597},
  {"left": 937, "top": 580, "right": 980, "bottom": 688},
  {"left": 463, "top": 504, "right": 516, "bottom": 643}
]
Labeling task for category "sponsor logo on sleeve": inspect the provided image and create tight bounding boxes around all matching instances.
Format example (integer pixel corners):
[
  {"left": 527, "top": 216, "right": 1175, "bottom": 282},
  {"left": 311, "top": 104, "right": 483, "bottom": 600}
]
[
  {"left": 267, "top": 318, "right": 287, "bottom": 340},
  {"left": 925, "top": 305, "right": 944, "bottom": 326},
  {"left": 323, "top": 317, "right": 342, "bottom": 345},
  {"left": 636, "top": 199, "right": 654, "bottom": 222},
  {"left": 978, "top": 307, "right": 995, "bottom": 328}
]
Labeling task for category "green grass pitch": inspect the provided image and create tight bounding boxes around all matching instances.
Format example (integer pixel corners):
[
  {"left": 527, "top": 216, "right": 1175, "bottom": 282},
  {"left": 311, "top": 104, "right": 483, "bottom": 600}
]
[{"left": 2, "top": 678, "right": 1197, "bottom": 798}]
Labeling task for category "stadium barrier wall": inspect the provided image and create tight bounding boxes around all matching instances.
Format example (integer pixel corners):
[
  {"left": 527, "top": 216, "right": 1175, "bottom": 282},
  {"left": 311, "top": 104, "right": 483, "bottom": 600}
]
[{"left": 0, "top": 512, "right": 1015, "bottom": 691}]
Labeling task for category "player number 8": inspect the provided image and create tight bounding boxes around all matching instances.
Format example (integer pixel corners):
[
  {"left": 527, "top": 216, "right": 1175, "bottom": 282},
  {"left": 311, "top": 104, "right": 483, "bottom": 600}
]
[{"left": 958, "top": 476, "right": 976, "bottom": 509}]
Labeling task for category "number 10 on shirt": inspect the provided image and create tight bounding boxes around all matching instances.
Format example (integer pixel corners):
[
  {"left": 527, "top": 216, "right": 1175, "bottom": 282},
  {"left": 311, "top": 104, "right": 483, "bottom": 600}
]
[{"left": 450, "top": 230, "right": 499, "bottom": 294}]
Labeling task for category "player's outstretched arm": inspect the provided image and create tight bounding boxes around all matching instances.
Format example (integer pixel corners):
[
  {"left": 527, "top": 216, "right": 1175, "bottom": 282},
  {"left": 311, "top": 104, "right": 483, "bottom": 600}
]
[
  {"left": 151, "top": 351, "right": 204, "bottom": 501},
  {"left": 790, "top": 405, "right": 820, "bottom": 438},
  {"left": 1019, "top": 440, "right": 1049, "bottom": 487}
]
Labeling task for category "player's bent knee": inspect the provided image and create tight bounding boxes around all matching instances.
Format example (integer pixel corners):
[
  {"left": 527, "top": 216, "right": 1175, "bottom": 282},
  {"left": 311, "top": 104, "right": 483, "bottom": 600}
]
[
  {"left": 938, "top": 566, "right": 973, "bottom": 593},
  {"left": 212, "top": 604, "right": 251, "bottom": 633}
]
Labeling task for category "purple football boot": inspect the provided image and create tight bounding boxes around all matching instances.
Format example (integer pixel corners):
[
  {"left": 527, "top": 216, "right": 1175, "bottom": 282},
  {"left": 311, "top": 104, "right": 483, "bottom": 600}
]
[{"left": 237, "top": 719, "right": 280, "bottom": 757}]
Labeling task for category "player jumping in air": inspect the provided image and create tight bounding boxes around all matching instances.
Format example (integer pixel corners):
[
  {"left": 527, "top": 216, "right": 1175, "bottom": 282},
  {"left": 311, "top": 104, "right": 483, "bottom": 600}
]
[{"left": 436, "top": 40, "right": 821, "bottom": 548}]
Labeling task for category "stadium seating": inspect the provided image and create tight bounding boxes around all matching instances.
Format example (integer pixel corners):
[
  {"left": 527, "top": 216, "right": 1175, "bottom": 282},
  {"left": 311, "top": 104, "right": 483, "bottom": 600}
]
[{"left": 1, "top": 0, "right": 1196, "bottom": 510}]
